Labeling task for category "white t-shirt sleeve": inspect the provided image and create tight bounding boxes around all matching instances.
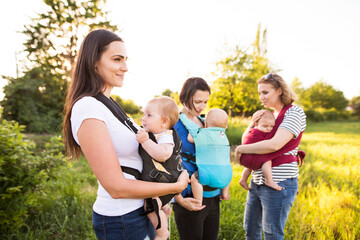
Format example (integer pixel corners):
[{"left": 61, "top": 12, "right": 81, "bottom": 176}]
[
  {"left": 155, "top": 130, "right": 175, "bottom": 145},
  {"left": 278, "top": 105, "right": 306, "bottom": 138},
  {"left": 71, "top": 96, "right": 107, "bottom": 145}
]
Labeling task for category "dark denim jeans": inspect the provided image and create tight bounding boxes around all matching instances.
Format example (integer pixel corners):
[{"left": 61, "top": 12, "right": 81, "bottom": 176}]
[
  {"left": 243, "top": 178, "right": 298, "bottom": 240},
  {"left": 92, "top": 207, "right": 155, "bottom": 240}
]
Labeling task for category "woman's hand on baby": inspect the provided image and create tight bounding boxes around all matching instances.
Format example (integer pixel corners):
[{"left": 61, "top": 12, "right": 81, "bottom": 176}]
[
  {"left": 135, "top": 128, "right": 149, "bottom": 144},
  {"left": 250, "top": 110, "right": 266, "bottom": 128}
]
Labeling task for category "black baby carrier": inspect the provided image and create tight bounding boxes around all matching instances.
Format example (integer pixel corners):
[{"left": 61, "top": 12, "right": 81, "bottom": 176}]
[{"left": 94, "top": 93, "right": 182, "bottom": 229}]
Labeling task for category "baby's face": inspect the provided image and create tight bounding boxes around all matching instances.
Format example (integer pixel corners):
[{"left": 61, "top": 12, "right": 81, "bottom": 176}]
[
  {"left": 257, "top": 117, "right": 275, "bottom": 133},
  {"left": 142, "top": 103, "right": 165, "bottom": 133}
]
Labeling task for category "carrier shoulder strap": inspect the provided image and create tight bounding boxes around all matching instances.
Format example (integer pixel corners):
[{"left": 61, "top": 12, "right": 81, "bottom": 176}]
[
  {"left": 93, "top": 93, "right": 140, "bottom": 179},
  {"left": 178, "top": 113, "right": 201, "bottom": 138},
  {"left": 94, "top": 93, "right": 138, "bottom": 133},
  {"left": 121, "top": 166, "right": 141, "bottom": 179}
]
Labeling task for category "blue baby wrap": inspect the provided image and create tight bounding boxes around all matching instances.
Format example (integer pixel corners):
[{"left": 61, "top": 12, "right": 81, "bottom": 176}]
[{"left": 179, "top": 114, "right": 232, "bottom": 189}]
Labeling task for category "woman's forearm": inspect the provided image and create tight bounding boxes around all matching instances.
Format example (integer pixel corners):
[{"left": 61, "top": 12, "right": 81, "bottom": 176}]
[
  {"left": 107, "top": 178, "right": 184, "bottom": 199},
  {"left": 237, "top": 128, "right": 294, "bottom": 154},
  {"left": 237, "top": 139, "right": 277, "bottom": 155},
  {"left": 141, "top": 140, "right": 173, "bottom": 162}
]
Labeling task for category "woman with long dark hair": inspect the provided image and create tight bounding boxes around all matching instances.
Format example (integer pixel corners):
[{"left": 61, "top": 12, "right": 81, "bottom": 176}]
[{"left": 63, "top": 29, "right": 188, "bottom": 240}]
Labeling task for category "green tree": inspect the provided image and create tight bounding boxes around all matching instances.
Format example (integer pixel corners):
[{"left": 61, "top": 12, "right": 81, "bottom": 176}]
[
  {"left": 155, "top": 88, "right": 180, "bottom": 106},
  {"left": 1, "top": 67, "right": 65, "bottom": 132},
  {"left": 1, "top": 0, "right": 117, "bottom": 132},
  {"left": 349, "top": 95, "right": 360, "bottom": 117},
  {"left": 290, "top": 77, "right": 304, "bottom": 97},
  {"left": 111, "top": 95, "right": 142, "bottom": 115},
  {"left": 209, "top": 24, "right": 273, "bottom": 117},
  {"left": 301, "top": 80, "right": 348, "bottom": 111},
  {"left": 23, "top": 0, "right": 117, "bottom": 76}
]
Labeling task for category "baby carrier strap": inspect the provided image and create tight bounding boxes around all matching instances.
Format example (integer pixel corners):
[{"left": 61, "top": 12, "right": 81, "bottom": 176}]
[
  {"left": 121, "top": 166, "right": 141, "bottom": 180},
  {"left": 179, "top": 113, "right": 201, "bottom": 138},
  {"left": 94, "top": 93, "right": 141, "bottom": 179},
  {"left": 94, "top": 93, "right": 138, "bottom": 133},
  {"left": 178, "top": 113, "right": 201, "bottom": 163}
]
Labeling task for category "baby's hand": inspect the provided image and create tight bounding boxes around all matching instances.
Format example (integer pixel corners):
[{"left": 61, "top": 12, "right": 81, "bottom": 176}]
[{"left": 136, "top": 128, "right": 149, "bottom": 144}]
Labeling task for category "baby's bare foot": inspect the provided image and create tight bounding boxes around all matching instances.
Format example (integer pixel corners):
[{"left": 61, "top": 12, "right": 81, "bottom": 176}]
[
  {"left": 265, "top": 180, "right": 283, "bottom": 191},
  {"left": 162, "top": 204, "right": 172, "bottom": 218},
  {"left": 239, "top": 179, "right": 251, "bottom": 190}
]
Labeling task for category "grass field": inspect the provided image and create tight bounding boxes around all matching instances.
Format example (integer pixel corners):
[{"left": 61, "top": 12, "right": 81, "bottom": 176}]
[
  {"left": 13, "top": 120, "right": 360, "bottom": 239},
  {"left": 170, "top": 121, "right": 360, "bottom": 239}
]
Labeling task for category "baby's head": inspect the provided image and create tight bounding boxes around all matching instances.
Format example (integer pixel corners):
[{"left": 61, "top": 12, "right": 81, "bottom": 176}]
[
  {"left": 255, "top": 110, "right": 275, "bottom": 133},
  {"left": 142, "top": 96, "right": 179, "bottom": 133},
  {"left": 205, "top": 108, "right": 228, "bottom": 128}
]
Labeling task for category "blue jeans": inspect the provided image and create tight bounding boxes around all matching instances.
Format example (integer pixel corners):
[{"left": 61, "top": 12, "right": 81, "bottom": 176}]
[
  {"left": 92, "top": 207, "right": 155, "bottom": 240},
  {"left": 243, "top": 178, "right": 298, "bottom": 240}
]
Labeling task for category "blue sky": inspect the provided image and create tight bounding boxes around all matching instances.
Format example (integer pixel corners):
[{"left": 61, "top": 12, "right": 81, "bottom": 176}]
[{"left": 1, "top": 0, "right": 360, "bottom": 107}]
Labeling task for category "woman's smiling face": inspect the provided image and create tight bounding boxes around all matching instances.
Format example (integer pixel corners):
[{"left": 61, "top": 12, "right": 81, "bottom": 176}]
[{"left": 96, "top": 41, "right": 128, "bottom": 92}]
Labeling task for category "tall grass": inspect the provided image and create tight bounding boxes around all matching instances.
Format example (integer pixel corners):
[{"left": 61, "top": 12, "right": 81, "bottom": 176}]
[
  {"left": 226, "top": 117, "right": 250, "bottom": 146},
  {"left": 286, "top": 121, "right": 360, "bottom": 240}
]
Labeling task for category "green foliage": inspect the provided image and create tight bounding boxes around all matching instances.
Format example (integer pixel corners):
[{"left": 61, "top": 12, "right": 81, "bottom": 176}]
[
  {"left": 111, "top": 94, "right": 142, "bottom": 115},
  {"left": 305, "top": 108, "right": 351, "bottom": 122},
  {"left": 2, "top": 0, "right": 117, "bottom": 133},
  {"left": 0, "top": 120, "right": 67, "bottom": 234},
  {"left": 349, "top": 95, "right": 360, "bottom": 117},
  {"left": 23, "top": 0, "right": 117, "bottom": 75},
  {"left": 155, "top": 88, "right": 181, "bottom": 106},
  {"left": 1, "top": 67, "right": 66, "bottom": 132},
  {"left": 160, "top": 88, "right": 173, "bottom": 97},
  {"left": 290, "top": 77, "right": 304, "bottom": 106},
  {"left": 209, "top": 25, "right": 273, "bottom": 117},
  {"left": 226, "top": 117, "right": 249, "bottom": 145},
  {"left": 300, "top": 80, "right": 348, "bottom": 111}
]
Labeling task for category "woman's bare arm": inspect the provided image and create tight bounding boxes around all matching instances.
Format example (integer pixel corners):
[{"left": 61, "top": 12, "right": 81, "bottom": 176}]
[
  {"left": 136, "top": 128, "right": 173, "bottom": 162},
  {"left": 236, "top": 128, "right": 294, "bottom": 155},
  {"left": 78, "top": 119, "right": 188, "bottom": 199}
]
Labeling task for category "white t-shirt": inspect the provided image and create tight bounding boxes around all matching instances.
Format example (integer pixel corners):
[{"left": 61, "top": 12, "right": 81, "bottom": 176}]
[{"left": 71, "top": 96, "right": 143, "bottom": 216}]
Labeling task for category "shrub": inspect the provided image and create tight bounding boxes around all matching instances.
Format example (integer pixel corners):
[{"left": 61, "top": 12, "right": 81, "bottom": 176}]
[
  {"left": 305, "top": 108, "right": 351, "bottom": 122},
  {"left": 0, "top": 120, "right": 67, "bottom": 234}
]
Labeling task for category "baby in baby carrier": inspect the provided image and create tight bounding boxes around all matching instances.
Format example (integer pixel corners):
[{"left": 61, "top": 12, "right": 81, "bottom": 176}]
[
  {"left": 136, "top": 96, "right": 183, "bottom": 240},
  {"left": 184, "top": 108, "right": 232, "bottom": 206}
]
